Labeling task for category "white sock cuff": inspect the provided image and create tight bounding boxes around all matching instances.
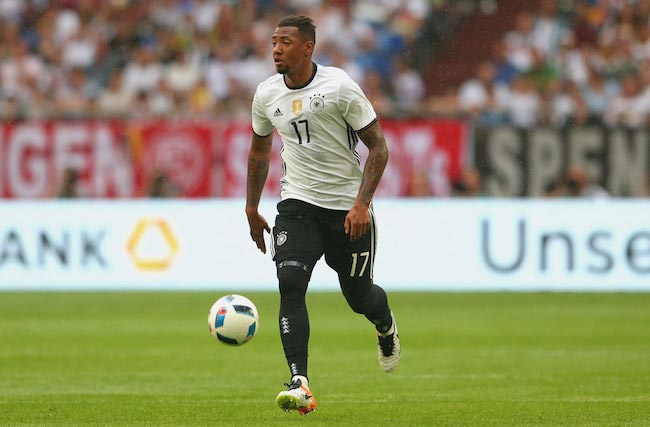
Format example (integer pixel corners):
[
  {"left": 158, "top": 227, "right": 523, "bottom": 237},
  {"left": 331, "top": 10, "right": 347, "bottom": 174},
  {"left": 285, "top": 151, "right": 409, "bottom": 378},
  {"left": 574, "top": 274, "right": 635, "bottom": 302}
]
[
  {"left": 292, "top": 375, "right": 309, "bottom": 387},
  {"left": 378, "top": 314, "right": 395, "bottom": 337},
  {"left": 378, "top": 322, "right": 394, "bottom": 338}
]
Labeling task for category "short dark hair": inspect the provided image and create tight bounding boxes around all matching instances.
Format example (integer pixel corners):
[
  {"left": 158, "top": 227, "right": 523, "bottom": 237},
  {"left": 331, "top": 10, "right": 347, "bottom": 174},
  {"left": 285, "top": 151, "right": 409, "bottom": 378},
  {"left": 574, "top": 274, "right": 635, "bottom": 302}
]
[{"left": 277, "top": 15, "right": 316, "bottom": 44}]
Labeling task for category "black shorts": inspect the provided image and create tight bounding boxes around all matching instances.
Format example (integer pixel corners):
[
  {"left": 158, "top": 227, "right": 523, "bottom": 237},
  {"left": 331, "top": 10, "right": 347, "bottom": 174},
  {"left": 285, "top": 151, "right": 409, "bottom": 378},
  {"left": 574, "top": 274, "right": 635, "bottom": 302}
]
[{"left": 271, "top": 199, "right": 377, "bottom": 281}]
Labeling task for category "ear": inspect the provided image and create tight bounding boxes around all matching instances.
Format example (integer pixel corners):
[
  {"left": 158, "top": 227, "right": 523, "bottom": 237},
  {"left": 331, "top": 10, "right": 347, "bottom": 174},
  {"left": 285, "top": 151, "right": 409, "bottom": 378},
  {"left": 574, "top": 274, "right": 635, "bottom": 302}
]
[{"left": 304, "top": 40, "right": 315, "bottom": 57}]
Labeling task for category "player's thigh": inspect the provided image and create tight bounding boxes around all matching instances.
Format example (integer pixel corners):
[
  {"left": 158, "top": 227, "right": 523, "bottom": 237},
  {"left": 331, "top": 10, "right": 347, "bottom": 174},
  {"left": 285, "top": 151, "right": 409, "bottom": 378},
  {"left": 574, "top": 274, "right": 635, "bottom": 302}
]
[
  {"left": 272, "top": 199, "right": 324, "bottom": 268},
  {"left": 324, "top": 216, "right": 377, "bottom": 283}
]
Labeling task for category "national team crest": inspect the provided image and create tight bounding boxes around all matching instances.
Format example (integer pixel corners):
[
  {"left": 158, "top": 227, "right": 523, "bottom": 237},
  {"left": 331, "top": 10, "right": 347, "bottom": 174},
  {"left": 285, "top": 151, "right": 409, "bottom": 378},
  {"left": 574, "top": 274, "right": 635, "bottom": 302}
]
[
  {"left": 292, "top": 100, "right": 302, "bottom": 116},
  {"left": 276, "top": 231, "right": 288, "bottom": 246},
  {"left": 309, "top": 94, "right": 325, "bottom": 113}
]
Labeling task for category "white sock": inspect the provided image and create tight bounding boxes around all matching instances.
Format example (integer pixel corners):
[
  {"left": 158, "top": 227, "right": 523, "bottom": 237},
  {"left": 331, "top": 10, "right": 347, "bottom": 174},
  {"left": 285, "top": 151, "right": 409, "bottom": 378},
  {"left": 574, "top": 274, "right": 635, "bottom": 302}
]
[{"left": 292, "top": 375, "right": 308, "bottom": 387}]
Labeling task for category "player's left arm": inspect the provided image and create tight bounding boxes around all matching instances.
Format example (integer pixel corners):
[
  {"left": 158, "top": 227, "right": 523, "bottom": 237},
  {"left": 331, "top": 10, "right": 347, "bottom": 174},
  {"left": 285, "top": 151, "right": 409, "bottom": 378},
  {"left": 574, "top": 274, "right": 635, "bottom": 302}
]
[{"left": 345, "top": 119, "right": 389, "bottom": 241}]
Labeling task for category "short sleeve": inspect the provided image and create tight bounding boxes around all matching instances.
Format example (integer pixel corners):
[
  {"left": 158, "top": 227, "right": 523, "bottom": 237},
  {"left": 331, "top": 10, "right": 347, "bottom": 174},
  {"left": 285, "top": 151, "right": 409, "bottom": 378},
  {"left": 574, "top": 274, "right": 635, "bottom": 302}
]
[
  {"left": 251, "top": 89, "right": 274, "bottom": 136},
  {"left": 338, "top": 74, "right": 377, "bottom": 131}
]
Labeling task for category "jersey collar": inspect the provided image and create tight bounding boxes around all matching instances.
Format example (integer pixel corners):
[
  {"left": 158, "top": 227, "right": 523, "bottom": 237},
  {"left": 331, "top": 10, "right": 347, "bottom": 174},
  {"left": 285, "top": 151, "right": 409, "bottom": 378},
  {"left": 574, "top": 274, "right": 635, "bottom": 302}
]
[{"left": 284, "top": 62, "right": 318, "bottom": 90}]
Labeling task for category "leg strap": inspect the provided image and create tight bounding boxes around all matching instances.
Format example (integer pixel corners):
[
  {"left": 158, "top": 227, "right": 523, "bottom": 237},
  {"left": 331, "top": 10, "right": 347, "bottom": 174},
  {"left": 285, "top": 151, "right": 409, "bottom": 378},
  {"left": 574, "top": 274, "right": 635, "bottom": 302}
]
[{"left": 277, "top": 260, "right": 312, "bottom": 273}]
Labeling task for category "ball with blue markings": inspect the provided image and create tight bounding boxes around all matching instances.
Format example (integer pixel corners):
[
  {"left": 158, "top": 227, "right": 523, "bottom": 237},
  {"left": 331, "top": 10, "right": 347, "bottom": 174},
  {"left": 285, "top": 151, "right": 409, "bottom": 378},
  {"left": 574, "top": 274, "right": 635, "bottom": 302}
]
[{"left": 208, "top": 294, "right": 259, "bottom": 346}]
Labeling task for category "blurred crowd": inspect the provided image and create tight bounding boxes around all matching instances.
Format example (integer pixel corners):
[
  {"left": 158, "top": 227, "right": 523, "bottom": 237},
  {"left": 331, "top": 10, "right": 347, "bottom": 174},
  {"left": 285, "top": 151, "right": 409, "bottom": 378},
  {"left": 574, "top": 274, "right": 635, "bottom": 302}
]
[
  {"left": 449, "top": 0, "right": 650, "bottom": 128},
  {"left": 0, "top": 0, "right": 454, "bottom": 120},
  {"left": 1, "top": 0, "right": 650, "bottom": 127}
]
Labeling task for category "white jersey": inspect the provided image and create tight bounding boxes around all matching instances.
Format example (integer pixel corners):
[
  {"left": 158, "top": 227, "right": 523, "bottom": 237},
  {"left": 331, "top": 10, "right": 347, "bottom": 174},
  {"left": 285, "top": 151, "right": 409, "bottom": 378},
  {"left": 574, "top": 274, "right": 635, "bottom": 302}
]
[{"left": 252, "top": 64, "right": 377, "bottom": 210}]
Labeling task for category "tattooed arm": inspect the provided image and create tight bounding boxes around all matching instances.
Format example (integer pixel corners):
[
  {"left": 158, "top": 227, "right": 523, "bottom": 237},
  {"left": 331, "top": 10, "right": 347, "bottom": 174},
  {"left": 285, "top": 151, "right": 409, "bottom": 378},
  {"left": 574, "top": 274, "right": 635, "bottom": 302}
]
[
  {"left": 345, "top": 120, "right": 389, "bottom": 241},
  {"left": 246, "top": 132, "right": 273, "bottom": 253}
]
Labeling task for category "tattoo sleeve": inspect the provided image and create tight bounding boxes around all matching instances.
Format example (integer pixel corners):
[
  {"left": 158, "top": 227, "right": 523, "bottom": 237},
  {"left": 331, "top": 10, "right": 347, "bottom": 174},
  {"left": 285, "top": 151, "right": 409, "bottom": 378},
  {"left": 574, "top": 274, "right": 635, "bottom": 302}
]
[
  {"left": 246, "top": 133, "right": 273, "bottom": 211},
  {"left": 356, "top": 120, "right": 389, "bottom": 206}
]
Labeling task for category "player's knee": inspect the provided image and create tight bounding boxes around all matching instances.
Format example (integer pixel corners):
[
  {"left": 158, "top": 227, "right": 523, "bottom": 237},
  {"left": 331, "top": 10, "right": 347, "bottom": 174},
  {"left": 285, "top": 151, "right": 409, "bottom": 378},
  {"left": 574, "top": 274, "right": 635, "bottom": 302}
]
[{"left": 277, "top": 261, "right": 311, "bottom": 300}]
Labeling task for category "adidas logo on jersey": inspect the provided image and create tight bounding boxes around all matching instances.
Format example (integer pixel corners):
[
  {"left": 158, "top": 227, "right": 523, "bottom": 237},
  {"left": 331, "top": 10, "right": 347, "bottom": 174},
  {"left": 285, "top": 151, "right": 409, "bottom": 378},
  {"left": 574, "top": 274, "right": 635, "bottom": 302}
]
[{"left": 273, "top": 108, "right": 283, "bottom": 117}]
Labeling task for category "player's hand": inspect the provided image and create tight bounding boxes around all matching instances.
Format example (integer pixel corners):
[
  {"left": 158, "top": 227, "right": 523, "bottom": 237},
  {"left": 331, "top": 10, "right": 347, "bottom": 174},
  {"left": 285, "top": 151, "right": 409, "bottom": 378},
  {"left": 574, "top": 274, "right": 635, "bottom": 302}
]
[
  {"left": 246, "top": 210, "right": 271, "bottom": 253},
  {"left": 344, "top": 202, "right": 370, "bottom": 242}
]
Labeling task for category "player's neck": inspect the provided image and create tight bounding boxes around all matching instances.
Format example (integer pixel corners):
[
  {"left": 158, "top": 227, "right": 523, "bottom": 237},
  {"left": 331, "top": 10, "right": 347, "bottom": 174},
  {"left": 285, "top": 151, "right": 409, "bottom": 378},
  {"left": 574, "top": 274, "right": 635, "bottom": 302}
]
[{"left": 284, "top": 61, "right": 316, "bottom": 89}]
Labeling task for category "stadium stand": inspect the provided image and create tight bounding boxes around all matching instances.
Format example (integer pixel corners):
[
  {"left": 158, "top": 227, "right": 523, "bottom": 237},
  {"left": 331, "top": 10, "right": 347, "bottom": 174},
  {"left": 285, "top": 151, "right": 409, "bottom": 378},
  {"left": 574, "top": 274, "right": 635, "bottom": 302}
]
[{"left": 2, "top": 0, "right": 648, "bottom": 126}]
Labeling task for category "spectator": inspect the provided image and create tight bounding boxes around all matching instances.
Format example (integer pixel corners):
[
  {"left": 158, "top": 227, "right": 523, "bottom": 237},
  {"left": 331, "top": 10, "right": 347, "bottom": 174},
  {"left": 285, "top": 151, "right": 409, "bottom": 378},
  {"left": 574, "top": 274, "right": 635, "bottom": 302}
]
[
  {"left": 362, "top": 70, "right": 395, "bottom": 117},
  {"left": 566, "top": 92, "right": 601, "bottom": 127},
  {"left": 581, "top": 68, "right": 619, "bottom": 121},
  {"left": 555, "top": 33, "right": 590, "bottom": 86},
  {"left": 632, "top": 23, "right": 650, "bottom": 61},
  {"left": 61, "top": 21, "right": 97, "bottom": 70},
  {"left": 0, "top": 93, "right": 28, "bottom": 120},
  {"left": 56, "top": 168, "right": 81, "bottom": 199},
  {"left": 637, "top": 60, "right": 650, "bottom": 109},
  {"left": 503, "top": 75, "right": 541, "bottom": 128},
  {"left": 146, "top": 169, "right": 181, "bottom": 198},
  {"left": 355, "top": 30, "right": 392, "bottom": 78},
  {"left": 426, "top": 86, "right": 459, "bottom": 118},
  {"left": 543, "top": 78, "right": 575, "bottom": 127},
  {"left": 187, "top": 77, "right": 216, "bottom": 117},
  {"left": 122, "top": 45, "right": 163, "bottom": 97},
  {"left": 190, "top": 0, "right": 222, "bottom": 34},
  {"left": 164, "top": 49, "right": 201, "bottom": 95},
  {"left": 490, "top": 39, "right": 518, "bottom": 85},
  {"left": 147, "top": 79, "right": 178, "bottom": 117},
  {"left": 149, "top": 0, "right": 184, "bottom": 30},
  {"left": 96, "top": 70, "right": 132, "bottom": 118},
  {"left": 1, "top": 40, "right": 49, "bottom": 104},
  {"left": 606, "top": 38, "right": 638, "bottom": 80},
  {"left": 313, "top": 0, "right": 373, "bottom": 58},
  {"left": 532, "top": 0, "right": 569, "bottom": 60},
  {"left": 525, "top": 48, "right": 558, "bottom": 93},
  {"left": 503, "top": 11, "right": 537, "bottom": 73},
  {"left": 327, "top": 44, "right": 366, "bottom": 86},
  {"left": 548, "top": 165, "right": 609, "bottom": 198},
  {"left": 571, "top": 2, "right": 601, "bottom": 47},
  {"left": 457, "top": 61, "right": 507, "bottom": 124},
  {"left": 53, "top": 67, "right": 98, "bottom": 119},
  {"left": 604, "top": 72, "right": 650, "bottom": 127},
  {"left": 0, "top": 0, "right": 24, "bottom": 22},
  {"left": 204, "top": 43, "right": 239, "bottom": 103},
  {"left": 237, "top": 38, "right": 276, "bottom": 94},
  {"left": 452, "top": 168, "right": 484, "bottom": 197},
  {"left": 391, "top": 56, "right": 426, "bottom": 114}
]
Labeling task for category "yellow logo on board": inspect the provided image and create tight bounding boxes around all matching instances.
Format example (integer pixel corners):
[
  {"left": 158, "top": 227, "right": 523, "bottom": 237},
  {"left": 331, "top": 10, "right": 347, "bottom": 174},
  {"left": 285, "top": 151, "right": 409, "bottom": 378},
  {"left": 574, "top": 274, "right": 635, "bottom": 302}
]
[{"left": 127, "top": 218, "right": 179, "bottom": 271}]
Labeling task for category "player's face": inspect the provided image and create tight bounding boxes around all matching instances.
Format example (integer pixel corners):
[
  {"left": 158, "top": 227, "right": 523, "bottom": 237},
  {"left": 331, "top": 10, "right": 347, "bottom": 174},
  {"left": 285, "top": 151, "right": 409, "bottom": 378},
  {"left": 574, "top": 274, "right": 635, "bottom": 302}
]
[{"left": 272, "top": 26, "right": 311, "bottom": 74}]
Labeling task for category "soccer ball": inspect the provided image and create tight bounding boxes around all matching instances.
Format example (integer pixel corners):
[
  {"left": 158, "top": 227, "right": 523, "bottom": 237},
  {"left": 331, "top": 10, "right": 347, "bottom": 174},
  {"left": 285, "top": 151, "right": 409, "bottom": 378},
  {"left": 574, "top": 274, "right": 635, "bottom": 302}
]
[{"left": 208, "top": 294, "right": 259, "bottom": 346}]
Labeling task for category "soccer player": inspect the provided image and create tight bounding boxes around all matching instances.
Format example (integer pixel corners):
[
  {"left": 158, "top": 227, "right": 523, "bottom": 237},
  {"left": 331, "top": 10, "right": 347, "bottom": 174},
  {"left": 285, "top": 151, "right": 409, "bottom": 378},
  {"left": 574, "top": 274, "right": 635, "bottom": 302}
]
[{"left": 245, "top": 15, "right": 400, "bottom": 415}]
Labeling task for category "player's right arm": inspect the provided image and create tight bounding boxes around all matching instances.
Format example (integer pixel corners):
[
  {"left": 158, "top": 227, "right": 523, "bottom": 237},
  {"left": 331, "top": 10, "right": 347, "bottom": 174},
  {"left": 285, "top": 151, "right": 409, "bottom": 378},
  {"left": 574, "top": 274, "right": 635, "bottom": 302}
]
[
  {"left": 246, "top": 131, "right": 273, "bottom": 254},
  {"left": 247, "top": 86, "right": 276, "bottom": 253}
]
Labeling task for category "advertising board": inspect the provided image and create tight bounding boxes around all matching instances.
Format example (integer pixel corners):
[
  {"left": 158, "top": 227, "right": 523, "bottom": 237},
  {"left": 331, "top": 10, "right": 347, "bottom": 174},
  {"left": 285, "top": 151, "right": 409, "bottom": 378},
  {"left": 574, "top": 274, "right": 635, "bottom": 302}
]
[
  {"left": 1, "top": 200, "right": 648, "bottom": 291},
  {"left": 0, "top": 120, "right": 466, "bottom": 198}
]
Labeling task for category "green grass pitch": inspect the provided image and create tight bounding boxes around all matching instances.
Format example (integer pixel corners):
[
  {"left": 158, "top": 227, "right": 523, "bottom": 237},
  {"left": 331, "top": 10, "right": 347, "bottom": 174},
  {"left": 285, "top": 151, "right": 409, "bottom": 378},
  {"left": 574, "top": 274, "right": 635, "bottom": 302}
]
[{"left": 1, "top": 291, "right": 649, "bottom": 426}]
